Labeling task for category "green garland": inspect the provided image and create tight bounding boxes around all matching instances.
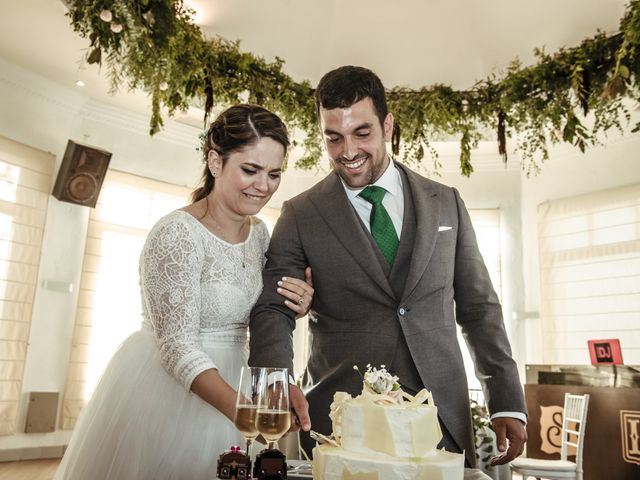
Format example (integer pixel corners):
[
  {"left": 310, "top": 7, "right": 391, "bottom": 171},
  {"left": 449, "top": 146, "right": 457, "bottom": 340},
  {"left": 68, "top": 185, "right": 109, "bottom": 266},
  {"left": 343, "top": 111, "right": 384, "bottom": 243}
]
[{"left": 67, "top": 0, "right": 640, "bottom": 176}]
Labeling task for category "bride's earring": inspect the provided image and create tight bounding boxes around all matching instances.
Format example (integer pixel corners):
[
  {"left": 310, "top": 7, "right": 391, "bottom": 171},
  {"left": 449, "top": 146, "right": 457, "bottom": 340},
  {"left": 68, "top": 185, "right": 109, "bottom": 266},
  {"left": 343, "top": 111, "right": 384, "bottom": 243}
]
[{"left": 208, "top": 150, "right": 221, "bottom": 178}]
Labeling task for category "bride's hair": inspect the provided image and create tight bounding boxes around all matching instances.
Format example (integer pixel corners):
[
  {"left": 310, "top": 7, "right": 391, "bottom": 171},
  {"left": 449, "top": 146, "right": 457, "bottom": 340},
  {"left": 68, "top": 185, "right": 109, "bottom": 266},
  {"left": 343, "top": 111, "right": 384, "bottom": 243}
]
[{"left": 191, "top": 104, "right": 289, "bottom": 203}]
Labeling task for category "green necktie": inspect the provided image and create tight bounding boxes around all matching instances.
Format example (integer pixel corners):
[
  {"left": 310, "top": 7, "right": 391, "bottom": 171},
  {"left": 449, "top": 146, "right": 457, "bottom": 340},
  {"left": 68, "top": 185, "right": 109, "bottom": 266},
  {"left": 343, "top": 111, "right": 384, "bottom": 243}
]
[{"left": 359, "top": 186, "right": 399, "bottom": 265}]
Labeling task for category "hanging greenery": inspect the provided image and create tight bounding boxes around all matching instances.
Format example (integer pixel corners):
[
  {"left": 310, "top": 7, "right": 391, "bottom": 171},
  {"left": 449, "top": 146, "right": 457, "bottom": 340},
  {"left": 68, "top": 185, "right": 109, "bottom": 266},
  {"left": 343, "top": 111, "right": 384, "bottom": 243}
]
[{"left": 66, "top": 0, "right": 640, "bottom": 176}]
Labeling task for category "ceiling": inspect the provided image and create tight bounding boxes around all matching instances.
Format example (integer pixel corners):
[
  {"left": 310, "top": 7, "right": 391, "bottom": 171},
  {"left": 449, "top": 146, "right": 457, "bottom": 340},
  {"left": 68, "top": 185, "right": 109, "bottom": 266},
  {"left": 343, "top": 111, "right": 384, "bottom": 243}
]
[{"left": 0, "top": 0, "right": 630, "bottom": 124}]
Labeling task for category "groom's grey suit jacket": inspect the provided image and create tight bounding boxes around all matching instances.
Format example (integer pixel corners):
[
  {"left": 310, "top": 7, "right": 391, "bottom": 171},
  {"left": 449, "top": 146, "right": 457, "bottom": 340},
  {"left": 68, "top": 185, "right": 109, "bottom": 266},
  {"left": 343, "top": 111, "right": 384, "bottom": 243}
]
[{"left": 249, "top": 162, "right": 525, "bottom": 467}]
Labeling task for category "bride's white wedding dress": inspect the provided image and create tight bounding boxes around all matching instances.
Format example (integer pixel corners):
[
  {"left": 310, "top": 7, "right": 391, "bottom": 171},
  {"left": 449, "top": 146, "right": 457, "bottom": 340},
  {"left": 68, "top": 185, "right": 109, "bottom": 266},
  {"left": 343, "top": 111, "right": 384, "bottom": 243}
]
[{"left": 55, "top": 210, "right": 270, "bottom": 480}]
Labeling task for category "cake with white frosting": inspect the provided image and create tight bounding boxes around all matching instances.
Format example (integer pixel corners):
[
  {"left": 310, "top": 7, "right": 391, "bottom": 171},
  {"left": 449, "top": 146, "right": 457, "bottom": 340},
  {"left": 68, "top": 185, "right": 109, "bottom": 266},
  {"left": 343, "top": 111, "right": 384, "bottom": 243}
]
[{"left": 312, "top": 365, "right": 464, "bottom": 480}]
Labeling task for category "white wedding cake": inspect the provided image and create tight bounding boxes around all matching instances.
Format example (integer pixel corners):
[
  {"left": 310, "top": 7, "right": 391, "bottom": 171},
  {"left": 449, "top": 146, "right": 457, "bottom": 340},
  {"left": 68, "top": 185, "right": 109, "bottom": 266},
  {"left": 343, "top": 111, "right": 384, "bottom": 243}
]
[{"left": 312, "top": 365, "right": 464, "bottom": 480}]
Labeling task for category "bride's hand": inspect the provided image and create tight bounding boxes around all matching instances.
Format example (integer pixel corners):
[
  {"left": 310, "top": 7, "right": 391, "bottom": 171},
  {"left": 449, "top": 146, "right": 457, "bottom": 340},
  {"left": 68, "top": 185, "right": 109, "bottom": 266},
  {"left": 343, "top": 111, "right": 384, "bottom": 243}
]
[{"left": 277, "top": 266, "right": 314, "bottom": 319}]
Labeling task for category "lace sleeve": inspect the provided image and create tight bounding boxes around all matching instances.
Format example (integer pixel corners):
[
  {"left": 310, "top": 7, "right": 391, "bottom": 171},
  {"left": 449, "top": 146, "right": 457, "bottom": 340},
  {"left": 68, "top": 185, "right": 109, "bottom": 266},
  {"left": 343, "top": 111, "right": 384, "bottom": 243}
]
[
  {"left": 256, "top": 219, "right": 271, "bottom": 267},
  {"left": 139, "top": 214, "right": 216, "bottom": 391}
]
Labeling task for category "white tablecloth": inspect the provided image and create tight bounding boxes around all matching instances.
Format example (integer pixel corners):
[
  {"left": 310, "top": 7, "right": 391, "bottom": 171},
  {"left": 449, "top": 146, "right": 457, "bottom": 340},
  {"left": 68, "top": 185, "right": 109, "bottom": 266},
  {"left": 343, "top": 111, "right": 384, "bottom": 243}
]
[{"left": 286, "top": 460, "right": 493, "bottom": 479}]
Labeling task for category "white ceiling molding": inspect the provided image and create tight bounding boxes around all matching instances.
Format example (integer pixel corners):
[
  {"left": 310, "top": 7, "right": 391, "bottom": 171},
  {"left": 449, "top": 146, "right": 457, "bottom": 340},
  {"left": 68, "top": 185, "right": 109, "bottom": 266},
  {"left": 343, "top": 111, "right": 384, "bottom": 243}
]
[
  {"left": 79, "top": 100, "right": 201, "bottom": 149},
  {"left": 1, "top": 57, "right": 200, "bottom": 151}
]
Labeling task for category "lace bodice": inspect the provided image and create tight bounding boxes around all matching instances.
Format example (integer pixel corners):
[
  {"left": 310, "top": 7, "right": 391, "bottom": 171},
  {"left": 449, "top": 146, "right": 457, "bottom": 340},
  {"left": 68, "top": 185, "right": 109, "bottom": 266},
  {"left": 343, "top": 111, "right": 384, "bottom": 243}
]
[{"left": 139, "top": 210, "right": 270, "bottom": 390}]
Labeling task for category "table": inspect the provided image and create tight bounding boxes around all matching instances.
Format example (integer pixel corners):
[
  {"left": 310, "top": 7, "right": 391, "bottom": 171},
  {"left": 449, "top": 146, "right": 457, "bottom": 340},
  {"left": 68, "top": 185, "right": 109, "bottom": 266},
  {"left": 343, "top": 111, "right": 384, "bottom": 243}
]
[{"left": 286, "top": 460, "right": 492, "bottom": 479}]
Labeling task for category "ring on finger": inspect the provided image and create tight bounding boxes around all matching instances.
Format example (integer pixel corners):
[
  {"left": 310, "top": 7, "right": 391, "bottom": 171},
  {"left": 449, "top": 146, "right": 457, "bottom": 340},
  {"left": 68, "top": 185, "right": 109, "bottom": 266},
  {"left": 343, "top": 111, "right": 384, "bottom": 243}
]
[{"left": 297, "top": 296, "right": 304, "bottom": 305}]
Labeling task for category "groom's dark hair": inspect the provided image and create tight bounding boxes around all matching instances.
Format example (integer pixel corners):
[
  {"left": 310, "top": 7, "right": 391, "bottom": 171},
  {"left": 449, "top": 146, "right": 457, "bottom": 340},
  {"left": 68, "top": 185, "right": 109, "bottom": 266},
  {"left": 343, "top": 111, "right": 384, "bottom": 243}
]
[{"left": 314, "top": 65, "right": 388, "bottom": 127}]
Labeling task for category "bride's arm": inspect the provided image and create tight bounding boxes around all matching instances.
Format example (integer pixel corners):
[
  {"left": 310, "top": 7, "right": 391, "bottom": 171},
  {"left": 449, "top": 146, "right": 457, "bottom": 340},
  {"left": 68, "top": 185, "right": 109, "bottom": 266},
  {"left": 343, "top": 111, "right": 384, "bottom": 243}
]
[
  {"left": 140, "top": 217, "right": 235, "bottom": 415},
  {"left": 190, "top": 369, "right": 237, "bottom": 421}
]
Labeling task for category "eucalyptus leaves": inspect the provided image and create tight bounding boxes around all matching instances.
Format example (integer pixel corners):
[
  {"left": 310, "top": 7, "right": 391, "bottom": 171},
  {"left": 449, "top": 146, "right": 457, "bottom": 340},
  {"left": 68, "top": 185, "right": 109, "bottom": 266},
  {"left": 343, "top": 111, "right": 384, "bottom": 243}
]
[{"left": 66, "top": 0, "right": 640, "bottom": 175}]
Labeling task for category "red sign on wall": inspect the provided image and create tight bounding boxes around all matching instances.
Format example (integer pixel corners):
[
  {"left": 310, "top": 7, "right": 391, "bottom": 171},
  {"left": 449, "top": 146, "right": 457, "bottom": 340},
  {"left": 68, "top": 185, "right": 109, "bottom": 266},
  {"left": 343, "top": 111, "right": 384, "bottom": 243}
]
[{"left": 587, "top": 338, "right": 624, "bottom": 365}]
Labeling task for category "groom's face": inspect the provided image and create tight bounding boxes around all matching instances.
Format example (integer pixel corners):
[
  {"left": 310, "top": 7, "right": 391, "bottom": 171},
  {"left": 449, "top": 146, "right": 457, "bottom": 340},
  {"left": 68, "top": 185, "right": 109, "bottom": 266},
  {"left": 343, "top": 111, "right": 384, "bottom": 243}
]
[{"left": 319, "top": 97, "right": 393, "bottom": 188}]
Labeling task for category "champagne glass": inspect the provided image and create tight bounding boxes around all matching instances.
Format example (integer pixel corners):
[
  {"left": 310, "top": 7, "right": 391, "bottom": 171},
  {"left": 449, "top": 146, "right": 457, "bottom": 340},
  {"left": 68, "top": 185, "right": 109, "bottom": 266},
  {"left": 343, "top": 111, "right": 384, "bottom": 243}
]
[
  {"left": 234, "top": 366, "right": 262, "bottom": 456},
  {"left": 256, "top": 367, "right": 291, "bottom": 450}
]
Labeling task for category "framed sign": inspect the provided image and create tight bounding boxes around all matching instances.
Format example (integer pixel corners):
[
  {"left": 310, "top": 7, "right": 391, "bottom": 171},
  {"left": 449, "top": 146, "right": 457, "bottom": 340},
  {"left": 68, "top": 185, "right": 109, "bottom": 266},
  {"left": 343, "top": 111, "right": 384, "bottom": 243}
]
[
  {"left": 587, "top": 338, "right": 624, "bottom": 365},
  {"left": 524, "top": 383, "right": 640, "bottom": 479}
]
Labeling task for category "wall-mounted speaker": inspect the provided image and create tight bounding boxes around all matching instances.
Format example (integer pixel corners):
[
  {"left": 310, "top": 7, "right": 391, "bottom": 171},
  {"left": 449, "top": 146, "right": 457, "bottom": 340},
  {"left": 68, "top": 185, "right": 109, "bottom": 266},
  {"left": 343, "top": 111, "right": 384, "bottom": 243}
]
[{"left": 52, "top": 140, "right": 112, "bottom": 208}]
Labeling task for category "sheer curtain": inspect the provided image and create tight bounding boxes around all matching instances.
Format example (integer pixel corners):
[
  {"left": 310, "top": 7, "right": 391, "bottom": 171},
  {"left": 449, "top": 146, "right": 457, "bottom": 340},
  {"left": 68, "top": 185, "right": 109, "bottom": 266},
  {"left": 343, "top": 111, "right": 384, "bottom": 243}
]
[
  {"left": 59, "top": 170, "right": 190, "bottom": 429},
  {"left": 459, "top": 209, "right": 502, "bottom": 391},
  {"left": 538, "top": 183, "right": 640, "bottom": 364},
  {"left": 0, "top": 137, "right": 53, "bottom": 435}
]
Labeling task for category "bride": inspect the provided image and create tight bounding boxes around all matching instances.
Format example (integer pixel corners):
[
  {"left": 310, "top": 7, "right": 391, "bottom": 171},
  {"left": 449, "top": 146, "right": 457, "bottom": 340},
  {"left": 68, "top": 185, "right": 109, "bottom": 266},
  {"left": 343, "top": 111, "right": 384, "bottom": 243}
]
[{"left": 55, "top": 104, "right": 314, "bottom": 480}]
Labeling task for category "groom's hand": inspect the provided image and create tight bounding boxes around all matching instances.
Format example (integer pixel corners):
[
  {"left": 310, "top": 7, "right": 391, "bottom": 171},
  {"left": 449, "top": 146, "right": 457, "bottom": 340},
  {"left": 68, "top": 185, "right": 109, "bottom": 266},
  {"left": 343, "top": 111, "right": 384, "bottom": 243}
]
[
  {"left": 289, "top": 384, "right": 311, "bottom": 432},
  {"left": 490, "top": 417, "right": 527, "bottom": 465}
]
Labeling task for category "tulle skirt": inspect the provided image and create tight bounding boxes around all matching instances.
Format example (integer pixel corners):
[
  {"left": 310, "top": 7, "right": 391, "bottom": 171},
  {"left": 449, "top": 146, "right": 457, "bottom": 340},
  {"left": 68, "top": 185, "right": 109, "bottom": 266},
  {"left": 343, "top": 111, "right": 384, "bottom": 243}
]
[{"left": 55, "top": 326, "right": 248, "bottom": 480}]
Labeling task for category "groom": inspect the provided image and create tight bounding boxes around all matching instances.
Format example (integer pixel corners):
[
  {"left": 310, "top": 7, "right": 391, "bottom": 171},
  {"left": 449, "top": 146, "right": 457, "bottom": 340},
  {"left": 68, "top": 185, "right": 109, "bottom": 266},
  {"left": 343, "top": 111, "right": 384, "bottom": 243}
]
[{"left": 249, "top": 65, "right": 526, "bottom": 467}]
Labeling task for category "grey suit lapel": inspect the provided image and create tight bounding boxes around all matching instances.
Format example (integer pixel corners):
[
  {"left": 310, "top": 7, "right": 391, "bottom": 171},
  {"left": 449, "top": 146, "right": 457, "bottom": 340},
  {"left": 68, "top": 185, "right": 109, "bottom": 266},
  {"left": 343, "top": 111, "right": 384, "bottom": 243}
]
[
  {"left": 397, "top": 163, "right": 440, "bottom": 302},
  {"left": 308, "top": 173, "right": 395, "bottom": 300}
]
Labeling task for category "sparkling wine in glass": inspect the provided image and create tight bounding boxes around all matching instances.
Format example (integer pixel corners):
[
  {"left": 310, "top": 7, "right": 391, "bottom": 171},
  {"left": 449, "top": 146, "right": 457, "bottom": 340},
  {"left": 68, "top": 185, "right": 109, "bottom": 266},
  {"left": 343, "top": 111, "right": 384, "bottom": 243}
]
[
  {"left": 234, "top": 366, "right": 262, "bottom": 455},
  {"left": 256, "top": 367, "right": 291, "bottom": 449}
]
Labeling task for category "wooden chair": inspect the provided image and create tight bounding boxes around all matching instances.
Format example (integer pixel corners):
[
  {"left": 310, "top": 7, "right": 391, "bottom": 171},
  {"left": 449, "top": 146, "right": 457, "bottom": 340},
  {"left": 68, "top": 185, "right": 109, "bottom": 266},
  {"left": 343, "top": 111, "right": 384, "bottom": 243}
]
[{"left": 510, "top": 393, "right": 589, "bottom": 480}]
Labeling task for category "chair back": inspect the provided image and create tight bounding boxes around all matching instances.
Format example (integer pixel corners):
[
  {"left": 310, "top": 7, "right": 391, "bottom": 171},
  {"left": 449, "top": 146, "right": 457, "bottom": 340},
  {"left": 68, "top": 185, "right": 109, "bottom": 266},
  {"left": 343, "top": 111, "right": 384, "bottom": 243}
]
[{"left": 560, "top": 393, "right": 590, "bottom": 473}]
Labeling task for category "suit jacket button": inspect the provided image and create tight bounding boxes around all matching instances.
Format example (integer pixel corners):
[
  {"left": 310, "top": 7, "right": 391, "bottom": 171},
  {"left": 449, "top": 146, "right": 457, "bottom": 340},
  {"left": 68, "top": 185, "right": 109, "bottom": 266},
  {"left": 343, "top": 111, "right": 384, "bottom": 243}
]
[{"left": 399, "top": 308, "right": 406, "bottom": 316}]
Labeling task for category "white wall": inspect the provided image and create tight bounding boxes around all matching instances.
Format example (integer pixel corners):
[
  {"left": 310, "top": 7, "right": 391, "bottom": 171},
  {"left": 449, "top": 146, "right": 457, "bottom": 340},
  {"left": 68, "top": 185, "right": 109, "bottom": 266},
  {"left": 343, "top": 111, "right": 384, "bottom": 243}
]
[{"left": 1, "top": 57, "right": 639, "bottom": 453}]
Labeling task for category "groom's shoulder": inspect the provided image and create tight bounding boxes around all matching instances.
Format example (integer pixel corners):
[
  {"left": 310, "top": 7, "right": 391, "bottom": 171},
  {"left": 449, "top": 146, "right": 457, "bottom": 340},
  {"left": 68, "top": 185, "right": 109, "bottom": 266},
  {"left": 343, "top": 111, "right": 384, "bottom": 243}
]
[
  {"left": 397, "top": 162, "right": 454, "bottom": 195},
  {"left": 286, "top": 172, "right": 337, "bottom": 205}
]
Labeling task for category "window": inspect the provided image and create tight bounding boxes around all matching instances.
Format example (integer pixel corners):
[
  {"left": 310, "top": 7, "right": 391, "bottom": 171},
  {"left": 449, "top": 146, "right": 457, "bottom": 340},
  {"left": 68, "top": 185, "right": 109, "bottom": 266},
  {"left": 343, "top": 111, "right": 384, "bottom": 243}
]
[
  {"left": 0, "top": 137, "right": 53, "bottom": 435},
  {"left": 469, "top": 209, "right": 503, "bottom": 299},
  {"left": 538, "top": 183, "right": 640, "bottom": 364},
  {"left": 458, "top": 209, "right": 502, "bottom": 391},
  {"left": 59, "top": 171, "right": 190, "bottom": 429}
]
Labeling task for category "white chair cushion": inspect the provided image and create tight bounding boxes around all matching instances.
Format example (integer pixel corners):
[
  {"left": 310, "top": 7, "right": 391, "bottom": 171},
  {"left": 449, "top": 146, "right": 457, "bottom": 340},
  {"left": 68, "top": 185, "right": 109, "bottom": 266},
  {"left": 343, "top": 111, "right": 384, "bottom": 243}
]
[{"left": 510, "top": 457, "right": 576, "bottom": 471}]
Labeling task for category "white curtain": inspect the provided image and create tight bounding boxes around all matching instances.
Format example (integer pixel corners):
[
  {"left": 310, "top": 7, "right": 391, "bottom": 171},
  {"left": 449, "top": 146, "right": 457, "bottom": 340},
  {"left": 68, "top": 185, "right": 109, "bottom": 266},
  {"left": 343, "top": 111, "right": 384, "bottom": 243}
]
[
  {"left": 459, "top": 209, "right": 502, "bottom": 391},
  {"left": 469, "top": 209, "right": 503, "bottom": 299},
  {"left": 59, "top": 170, "right": 190, "bottom": 429},
  {"left": 0, "top": 136, "right": 53, "bottom": 435},
  {"left": 538, "top": 183, "right": 640, "bottom": 364}
]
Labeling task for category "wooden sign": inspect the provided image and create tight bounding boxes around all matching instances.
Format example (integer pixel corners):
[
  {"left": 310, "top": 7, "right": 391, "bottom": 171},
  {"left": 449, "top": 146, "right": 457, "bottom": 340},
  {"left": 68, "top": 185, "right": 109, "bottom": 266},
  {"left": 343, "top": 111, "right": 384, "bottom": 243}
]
[{"left": 525, "top": 384, "right": 640, "bottom": 479}]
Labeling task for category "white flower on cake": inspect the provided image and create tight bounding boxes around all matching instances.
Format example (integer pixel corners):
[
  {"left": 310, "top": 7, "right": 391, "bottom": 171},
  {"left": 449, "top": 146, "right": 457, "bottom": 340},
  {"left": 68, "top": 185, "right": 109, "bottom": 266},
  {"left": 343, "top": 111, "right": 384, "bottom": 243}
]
[{"left": 355, "top": 364, "right": 400, "bottom": 396}]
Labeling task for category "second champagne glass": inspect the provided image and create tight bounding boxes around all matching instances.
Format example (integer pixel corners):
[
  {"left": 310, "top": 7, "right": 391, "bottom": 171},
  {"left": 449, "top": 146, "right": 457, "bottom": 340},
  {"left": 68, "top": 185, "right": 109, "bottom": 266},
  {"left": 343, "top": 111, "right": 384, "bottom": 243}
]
[
  {"left": 256, "top": 367, "right": 291, "bottom": 450},
  {"left": 234, "top": 366, "right": 262, "bottom": 456}
]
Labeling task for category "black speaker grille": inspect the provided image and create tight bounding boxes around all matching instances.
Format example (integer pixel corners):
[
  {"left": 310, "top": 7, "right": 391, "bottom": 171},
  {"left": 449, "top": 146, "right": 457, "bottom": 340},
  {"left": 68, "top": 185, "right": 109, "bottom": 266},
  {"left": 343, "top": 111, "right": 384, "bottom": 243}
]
[{"left": 52, "top": 140, "right": 112, "bottom": 207}]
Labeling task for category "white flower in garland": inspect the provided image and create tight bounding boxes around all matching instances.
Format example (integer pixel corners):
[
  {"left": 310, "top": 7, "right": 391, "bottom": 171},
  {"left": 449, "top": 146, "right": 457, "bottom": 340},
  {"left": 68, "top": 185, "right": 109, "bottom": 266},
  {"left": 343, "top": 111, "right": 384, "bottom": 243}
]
[
  {"left": 110, "top": 23, "right": 123, "bottom": 33},
  {"left": 142, "top": 10, "right": 155, "bottom": 25},
  {"left": 99, "top": 10, "right": 113, "bottom": 22}
]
